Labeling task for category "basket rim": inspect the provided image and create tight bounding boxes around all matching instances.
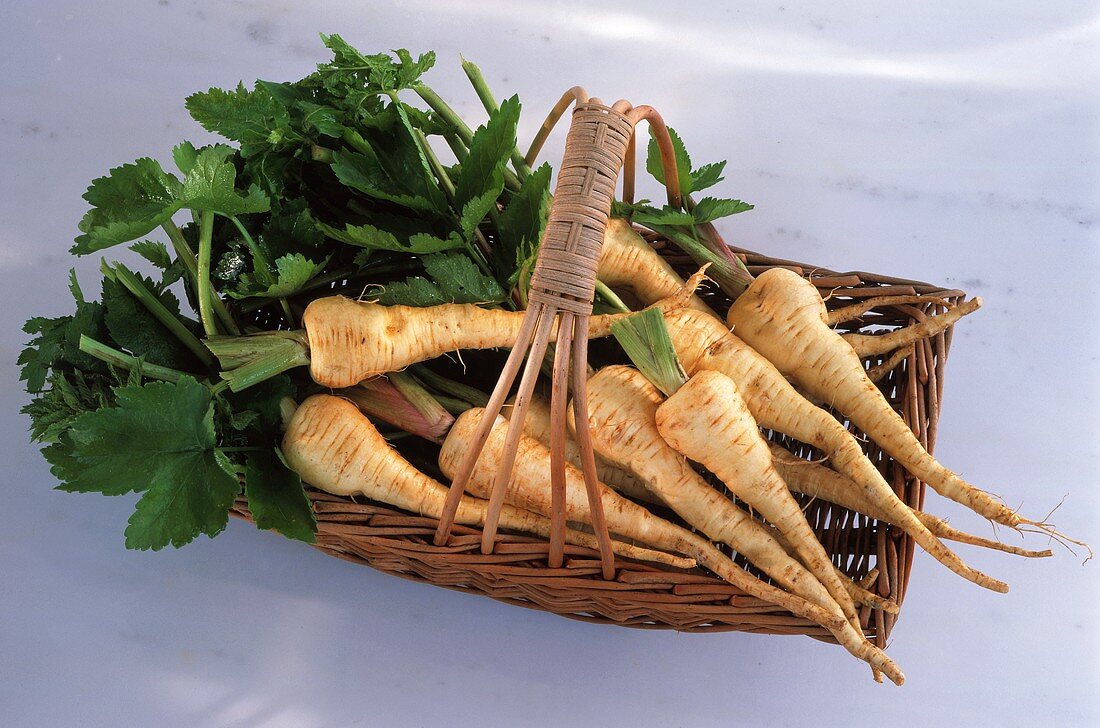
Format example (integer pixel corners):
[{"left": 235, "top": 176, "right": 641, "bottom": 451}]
[{"left": 237, "top": 239, "right": 963, "bottom": 643}]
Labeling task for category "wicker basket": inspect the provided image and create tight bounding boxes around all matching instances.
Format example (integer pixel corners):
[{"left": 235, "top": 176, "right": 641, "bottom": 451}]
[{"left": 231, "top": 235, "right": 963, "bottom": 650}]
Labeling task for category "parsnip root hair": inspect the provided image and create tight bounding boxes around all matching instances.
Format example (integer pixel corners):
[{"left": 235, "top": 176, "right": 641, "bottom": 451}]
[
  {"left": 865, "top": 345, "right": 914, "bottom": 384},
  {"left": 769, "top": 443, "right": 1053, "bottom": 559},
  {"left": 827, "top": 295, "right": 951, "bottom": 326}
]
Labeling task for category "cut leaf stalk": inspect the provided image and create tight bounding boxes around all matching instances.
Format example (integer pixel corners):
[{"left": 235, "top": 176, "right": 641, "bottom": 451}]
[{"left": 109, "top": 262, "right": 215, "bottom": 369}]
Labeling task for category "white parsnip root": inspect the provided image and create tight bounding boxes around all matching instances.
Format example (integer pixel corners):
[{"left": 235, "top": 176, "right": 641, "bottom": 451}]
[
  {"left": 282, "top": 394, "right": 693, "bottom": 568},
  {"left": 584, "top": 366, "right": 894, "bottom": 616},
  {"left": 726, "top": 268, "right": 1043, "bottom": 536},
  {"left": 440, "top": 406, "right": 903, "bottom": 683},
  {"left": 598, "top": 218, "right": 714, "bottom": 316},
  {"left": 659, "top": 307, "right": 1008, "bottom": 592},
  {"left": 503, "top": 392, "right": 660, "bottom": 506}
]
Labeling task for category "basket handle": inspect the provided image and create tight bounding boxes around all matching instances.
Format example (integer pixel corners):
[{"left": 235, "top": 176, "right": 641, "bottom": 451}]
[{"left": 434, "top": 95, "right": 683, "bottom": 579}]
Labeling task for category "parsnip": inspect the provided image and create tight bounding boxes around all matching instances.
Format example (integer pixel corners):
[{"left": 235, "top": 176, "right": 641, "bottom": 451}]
[
  {"left": 725, "top": 268, "right": 1034, "bottom": 533},
  {"left": 660, "top": 306, "right": 1008, "bottom": 593},
  {"left": 598, "top": 217, "right": 714, "bottom": 316},
  {"left": 584, "top": 365, "right": 894, "bottom": 616},
  {"left": 503, "top": 392, "right": 660, "bottom": 506},
  {"left": 282, "top": 394, "right": 692, "bottom": 568},
  {"left": 654, "top": 370, "right": 863, "bottom": 629},
  {"left": 440, "top": 406, "right": 904, "bottom": 684}
]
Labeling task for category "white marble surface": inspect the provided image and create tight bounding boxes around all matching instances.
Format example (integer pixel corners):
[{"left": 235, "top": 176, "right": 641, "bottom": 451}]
[{"left": 3, "top": 1, "right": 1098, "bottom": 725}]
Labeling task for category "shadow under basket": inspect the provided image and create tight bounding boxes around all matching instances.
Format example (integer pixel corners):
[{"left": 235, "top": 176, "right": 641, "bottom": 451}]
[{"left": 231, "top": 238, "right": 964, "bottom": 650}]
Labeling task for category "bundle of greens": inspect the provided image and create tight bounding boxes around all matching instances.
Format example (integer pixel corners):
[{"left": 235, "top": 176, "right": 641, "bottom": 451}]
[{"left": 20, "top": 34, "right": 750, "bottom": 551}]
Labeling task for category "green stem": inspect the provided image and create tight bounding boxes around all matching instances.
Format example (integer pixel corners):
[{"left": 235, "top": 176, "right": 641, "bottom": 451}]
[
  {"left": 161, "top": 219, "right": 199, "bottom": 279},
  {"left": 648, "top": 223, "right": 752, "bottom": 298},
  {"left": 435, "top": 394, "right": 472, "bottom": 415},
  {"left": 595, "top": 280, "right": 631, "bottom": 314},
  {"left": 162, "top": 220, "right": 240, "bottom": 335},
  {"left": 78, "top": 335, "right": 193, "bottom": 384},
  {"left": 389, "top": 371, "right": 455, "bottom": 429},
  {"left": 409, "top": 365, "right": 490, "bottom": 408},
  {"left": 415, "top": 85, "right": 474, "bottom": 146},
  {"left": 204, "top": 331, "right": 310, "bottom": 392},
  {"left": 684, "top": 193, "right": 741, "bottom": 268},
  {"left": 229, "top": 215, "right": 296, "bottom": 326},
  {"left": 209, "top": 379, "right": 232, "bottom": 396},
  {"left": 442, "top": 131, "right": 469, "bottom": 162},
  {"left": 408, "top": 126, "right": 493, "bottom": 273},
  {"left": 460, "top": 57, "right": 531, "bottom": 180},
  {"left": 196, "top": 212, "right": 219, "bottom": 336},
  {"left": 610, "top": 308, "right": 688, "bottom": 398},
  {"left": 414, "top": 84, "right": 521, "bottom": 191},
  {"left": 111, "top": 262, "right": 217, "bottom": 369},
  {"left": 415, "top": 128, "right": 457, "bottom": 205}
]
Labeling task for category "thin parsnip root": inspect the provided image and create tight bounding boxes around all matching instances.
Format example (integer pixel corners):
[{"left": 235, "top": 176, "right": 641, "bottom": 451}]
[
  {"left": 841, "top": 572, "right": 899, "bottom": 614},
  {"left": 661, "top": 306, "right": 1008, "bottom": 592},
  {"left": 726, "top": 268, "right": 1035, "bottom": 533},
  {"left": 865, "top": 345, "right": 914, "bottom": 383},
  {"left": 827, "top": 295, "right": 951, "bottom": 326},
  {"left": 654, "top": 370, "right": 863, "bottom": 629},
  {"left": 502, "top": 392, "right": 661, "bottom": 506},
  {"left": 584, "top": 366, "right": 867, "bottom": 623},
  {"left": 598, "top": 218, "right": 714, "bottom": 316},
  {"left": 440, "top": 407, "right": 904, "bottom": 683},
  {"left": 282, "top": 394, "right": 693, "bottom": 568},
  {"left": 842, "top": 297, "right": 982, "bottom": 358},
  {"left": 769, "top": 443, "right": 1053, "bottom": 559}
]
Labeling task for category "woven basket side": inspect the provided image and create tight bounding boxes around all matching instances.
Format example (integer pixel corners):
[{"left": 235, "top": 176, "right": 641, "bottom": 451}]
[{"left": 232, "top": 242, "right": 960, "bottom": 644}]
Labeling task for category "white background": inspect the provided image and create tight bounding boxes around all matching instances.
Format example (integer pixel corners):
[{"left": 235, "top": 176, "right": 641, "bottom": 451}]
[{"left": 2, "top": 1, "right": 1097, "bottom": 725}]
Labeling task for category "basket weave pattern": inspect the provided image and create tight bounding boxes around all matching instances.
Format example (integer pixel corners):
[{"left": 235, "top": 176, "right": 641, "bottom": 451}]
[{"left": 231, "top": 241, "right": 962, "bottom": 648}]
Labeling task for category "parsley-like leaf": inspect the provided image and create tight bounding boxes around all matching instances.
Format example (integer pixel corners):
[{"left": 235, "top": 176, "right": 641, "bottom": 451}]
[
  {"left": 172, "top": 141, "right": 200, "bottom": 175},
  {"left": 19, "top": 316, "right": 69, "bottom": 393},
  {"left": 453, "top": 95, "right": 520, "bottom": 215},
  {"left": 494, "top": 162, "right": 550, "bottom": 282},
  {"left": 691, "top": 197, "right": 754, "bottom": 223},
  {"left": 45, "top": 377, "right": 240, "bottom": 550},
  {"left": 23, "top": 370, "right": 115, "bottom": 444},
  {"left": 129, "top": 240, "right": 173, "bottom": 270},
  {"left": 229, "top": 253, "right": 326, "bottom": 299},
  {"left": 318, "top": 34, "right": 435, "bottom": 93},
  {"left": 245, "top": 449, "right": 316, "bottom": 543},
  {"left": 74, "top": 159, "right": 183, "bottom": 254},
  {"left": 330, "top": 105, "right": 447, "bottom": 215},
  {"left": 645, "top": 126, "right": 729, "bottom": 197},
  {"left": 319, "top": 221, "right": 465, "bottom": 254},
  {"left": 185, "top": 82, "right": 301, "bottom": 155},
  {"left": 101, "top": 274, "right": 200, "bottom": 369},
  {"left": 179, "top": 146, "right": 271, "bottom": 217},
  {"left": 379, "top": 251, "right": 504, "bottom": 306}
]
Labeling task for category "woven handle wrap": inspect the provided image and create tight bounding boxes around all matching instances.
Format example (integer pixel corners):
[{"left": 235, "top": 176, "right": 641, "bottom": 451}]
[{"left": 528, "top": 102, "right": 634, "bottom": 314}]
